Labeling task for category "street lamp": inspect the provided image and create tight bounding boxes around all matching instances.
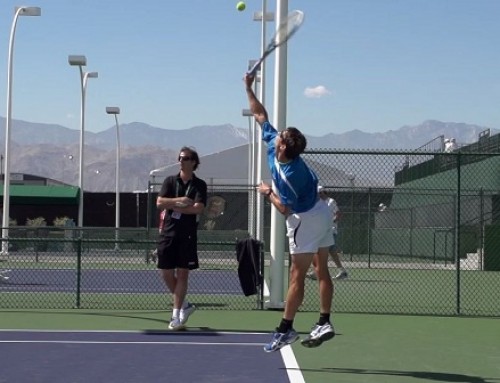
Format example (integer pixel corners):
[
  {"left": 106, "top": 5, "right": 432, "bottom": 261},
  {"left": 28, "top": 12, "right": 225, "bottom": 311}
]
[
  {"left": 250, "top": 4, "right": 273, "bottom": 245},
  {"left": 106, "top": 106, "right": 121, "bottom": 250},
  {"left": 242, "top": 108, "right": 255, "bottom": 237},
  {"left": 68, "top": 55, "right": 98, "bottom": 228},
  {"left": 347, "top": 173, "right": 356, "bottom": 261},
  {"left": 2, "top": 6, "right": 41, "bottom": 255}
]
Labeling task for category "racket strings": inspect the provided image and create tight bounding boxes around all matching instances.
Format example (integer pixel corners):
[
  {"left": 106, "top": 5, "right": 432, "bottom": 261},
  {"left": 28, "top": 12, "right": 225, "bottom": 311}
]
[{"left": 273, "top": 10, "right": 304, "bottom": 46}]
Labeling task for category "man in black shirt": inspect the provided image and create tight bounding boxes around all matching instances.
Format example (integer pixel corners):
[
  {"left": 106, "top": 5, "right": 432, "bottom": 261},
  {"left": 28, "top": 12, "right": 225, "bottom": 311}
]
[{"left": 156, "top": 146, "right": 207, "bottom": 330}]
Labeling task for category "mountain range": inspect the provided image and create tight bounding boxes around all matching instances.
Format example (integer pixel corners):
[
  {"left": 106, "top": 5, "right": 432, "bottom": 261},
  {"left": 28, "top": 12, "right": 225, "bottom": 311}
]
[{"left": 0, "top": 117, "right": 496, "bottom": 192}]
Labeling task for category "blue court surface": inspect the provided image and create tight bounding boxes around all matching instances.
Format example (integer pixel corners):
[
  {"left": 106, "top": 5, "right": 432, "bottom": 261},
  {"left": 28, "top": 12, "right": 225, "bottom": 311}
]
[
  {"left": 0, "top": 330, "right": 305, "bottom": 383},
  {"left": 0, "top": 268, "right": 242, "bottom": 294}
]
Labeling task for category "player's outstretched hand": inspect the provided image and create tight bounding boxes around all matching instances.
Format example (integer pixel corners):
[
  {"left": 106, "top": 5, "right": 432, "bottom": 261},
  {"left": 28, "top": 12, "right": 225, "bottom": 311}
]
[{"left": 244, "top": 73, "right": 255, "bottom": 88}]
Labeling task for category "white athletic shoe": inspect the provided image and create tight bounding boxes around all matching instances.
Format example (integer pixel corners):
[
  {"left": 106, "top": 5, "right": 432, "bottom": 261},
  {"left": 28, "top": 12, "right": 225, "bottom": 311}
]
[
  {"left": 168, "top": 317, "right": 185, "bottom": 331},
  {"left": 305, "top": 271, "right": 317, "bottom": 280},
  {"left": 333, "top": 270, "right": 348, "bottom": 280},
  {"left": 263, "top": 329, "right": 300, "bottom": 353},
  {"left": 300, "top": 323, "right": 335, "bottom": 348},
  {"left": 180, "top": 303, "right": 196, "bottom": 325}
]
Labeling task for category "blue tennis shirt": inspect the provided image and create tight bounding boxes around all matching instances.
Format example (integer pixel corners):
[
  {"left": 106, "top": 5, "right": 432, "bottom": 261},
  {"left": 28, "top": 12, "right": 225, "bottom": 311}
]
[{"left": 261, "top": 121, "right": 318, "bottom": 213}]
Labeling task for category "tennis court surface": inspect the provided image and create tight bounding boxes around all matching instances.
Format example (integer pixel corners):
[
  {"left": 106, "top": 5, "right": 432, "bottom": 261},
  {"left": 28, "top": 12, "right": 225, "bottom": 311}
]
[
  {"left": 0, "top": 329, "right": 304, "bottom": 383},
  {"left": 0, "top": 310, "right": 499, "bottom": 383}
]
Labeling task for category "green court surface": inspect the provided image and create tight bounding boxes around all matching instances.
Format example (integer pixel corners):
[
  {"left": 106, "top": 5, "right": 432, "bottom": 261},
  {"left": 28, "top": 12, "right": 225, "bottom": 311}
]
[{"left": 0, "top": 309, "right": 498, "bottom": 383}]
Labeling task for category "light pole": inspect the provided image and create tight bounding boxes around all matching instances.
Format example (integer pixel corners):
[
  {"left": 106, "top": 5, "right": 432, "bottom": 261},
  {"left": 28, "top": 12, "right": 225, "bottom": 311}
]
[
  {"left": 347, "top": 173, "right": 356, "bottom": 261},
  {"left": 242, "top": 108, "right": 255, "bottom": 237},
  {"left": 106, "top": 106, "right": 121, "bottom": 250},
  {"left": 133, "top": 190, "right": 145, "bottom": 228},
  {"left": 68, "top": 55, "right": 98, "bottom": 228},
  {"left": 269, "top": 0, "right": 288, "bottom": 309},
  {"left": 252, "top": 3, "right": 273, "bottom": 245},
  {"left": 2, "top": 6, "right": 41, "bottom": 255}
]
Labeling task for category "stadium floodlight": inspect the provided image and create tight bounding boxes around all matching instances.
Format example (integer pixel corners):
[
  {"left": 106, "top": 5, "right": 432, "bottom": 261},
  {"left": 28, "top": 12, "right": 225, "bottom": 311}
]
[
  {"left": 68, "top": 54, "right": 98, "bottom": 227},
  {"left": 2, "top": 6, "right": 42, "bottom": 255},
  {"left": 106, "top": 106, "right": 121, "bottom": 250}
]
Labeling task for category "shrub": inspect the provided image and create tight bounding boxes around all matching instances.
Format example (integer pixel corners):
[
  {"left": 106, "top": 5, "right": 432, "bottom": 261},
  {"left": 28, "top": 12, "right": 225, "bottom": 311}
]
[
  {"left": 26, "top": 217, "right": 47, "bottom": 227},
  {"left": 53, "top": 216, "right": 71, "bottom": 226}
]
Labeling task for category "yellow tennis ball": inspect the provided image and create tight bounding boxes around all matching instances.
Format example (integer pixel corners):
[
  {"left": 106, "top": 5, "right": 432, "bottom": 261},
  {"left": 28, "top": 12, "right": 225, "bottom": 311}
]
[{"left": 236, "top": 1, "right": 246, "bottom": 11}]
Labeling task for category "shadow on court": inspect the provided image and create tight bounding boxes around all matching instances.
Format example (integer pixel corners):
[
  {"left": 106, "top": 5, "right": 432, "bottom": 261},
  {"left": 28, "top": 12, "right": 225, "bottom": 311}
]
[{"left": 298, "top": 367, "right": 500, "bottom": 383}]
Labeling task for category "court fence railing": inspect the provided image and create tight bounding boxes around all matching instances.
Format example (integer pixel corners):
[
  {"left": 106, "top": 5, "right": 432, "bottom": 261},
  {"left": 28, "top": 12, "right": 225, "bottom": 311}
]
[{"left": 0, "top": 229, "right": 263, "bottom": 311}]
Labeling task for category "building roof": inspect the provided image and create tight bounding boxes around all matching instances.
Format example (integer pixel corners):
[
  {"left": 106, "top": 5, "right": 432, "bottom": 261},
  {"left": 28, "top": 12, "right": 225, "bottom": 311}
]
[
  {"left": 0, "top": 185, "right": 79, "bottom": 205},
  {"left": 149, "top": 144, "right": 272, "bottom": 186}
]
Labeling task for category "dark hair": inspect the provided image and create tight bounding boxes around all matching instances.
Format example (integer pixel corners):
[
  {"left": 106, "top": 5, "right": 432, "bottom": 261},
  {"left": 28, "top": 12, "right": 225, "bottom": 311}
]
[
  {"left": 281, "top": 127, "right": 307, "bottom": 159},
  {"left": 179, "top": 146, "right": 200, "bottom": 170}
]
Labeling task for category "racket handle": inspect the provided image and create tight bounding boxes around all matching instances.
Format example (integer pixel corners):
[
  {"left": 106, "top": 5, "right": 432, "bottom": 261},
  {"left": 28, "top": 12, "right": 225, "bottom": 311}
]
[{"left": 247, "top": 58, "right": 264, "bottom": 77}]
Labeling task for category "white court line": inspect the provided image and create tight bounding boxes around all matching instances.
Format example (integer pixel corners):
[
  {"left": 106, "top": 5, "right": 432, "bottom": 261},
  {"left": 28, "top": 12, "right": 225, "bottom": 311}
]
[
  {"left": 0, "top": 340, "right": 262, "bottom": 346},
  {"left": 280, "top": 346, "right": 306, "bottom": 383},
  {"left": 0, "top": 329, "right": 268, "bottom": 335}
]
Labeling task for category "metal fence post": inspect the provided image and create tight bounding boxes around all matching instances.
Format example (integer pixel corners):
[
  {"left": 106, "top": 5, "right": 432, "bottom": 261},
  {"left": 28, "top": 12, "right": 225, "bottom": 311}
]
[
  {"left": 455, "top": 151, "right": 462, "bottom": 315},
  {"left": 75, "top": 237, "right": 82, "bottom": 309},
  {"left": 367, "top": 187, "right": 372, "bottom": 268}
]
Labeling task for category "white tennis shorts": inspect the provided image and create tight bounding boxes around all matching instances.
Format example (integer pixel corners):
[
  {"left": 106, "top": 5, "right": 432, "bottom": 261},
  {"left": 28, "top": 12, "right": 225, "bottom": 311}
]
[{"left": 286, "top": 199, "right": 334, "bottom": 254}]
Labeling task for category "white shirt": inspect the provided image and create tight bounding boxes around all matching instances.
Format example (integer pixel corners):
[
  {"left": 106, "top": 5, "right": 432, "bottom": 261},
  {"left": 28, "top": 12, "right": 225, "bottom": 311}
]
[
  {"left": 323, "top": 197, "right": 339, "bottom": 234},
  {"left": 444, "top": 140, "right": 458, "bottom": 152}
]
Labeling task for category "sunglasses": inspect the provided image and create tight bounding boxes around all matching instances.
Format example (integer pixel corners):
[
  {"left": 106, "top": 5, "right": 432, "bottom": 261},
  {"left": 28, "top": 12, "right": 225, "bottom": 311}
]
[{"left": 178, "top": 156, "right": 194, "bottom": 162}]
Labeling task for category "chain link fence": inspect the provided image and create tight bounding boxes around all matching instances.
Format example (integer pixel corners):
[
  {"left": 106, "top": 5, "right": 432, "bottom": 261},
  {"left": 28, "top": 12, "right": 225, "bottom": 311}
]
[
  {"left": 1, "top": 149, "right": 500, "bottom": 316},
  {"left": 302, "top": 149, "right": 500, "bottom": 316},
  {"left": 0, "top": 227, "right": 260, "bottom": 311}
]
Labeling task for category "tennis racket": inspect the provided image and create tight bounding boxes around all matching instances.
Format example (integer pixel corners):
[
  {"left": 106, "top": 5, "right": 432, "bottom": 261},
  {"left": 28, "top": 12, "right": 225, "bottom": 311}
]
[{"left": 247, "top": 9, "right": 305, "bottom": 76}]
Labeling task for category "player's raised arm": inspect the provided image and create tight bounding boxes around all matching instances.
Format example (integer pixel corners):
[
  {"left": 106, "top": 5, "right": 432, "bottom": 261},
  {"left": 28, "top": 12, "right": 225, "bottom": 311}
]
[{"left": 244, "top": 74, "right": 268, "bottom": 125}]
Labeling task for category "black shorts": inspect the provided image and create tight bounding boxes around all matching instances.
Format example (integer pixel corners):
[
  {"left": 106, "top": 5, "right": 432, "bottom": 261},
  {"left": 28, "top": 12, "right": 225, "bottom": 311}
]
[{"left": 156, "top": 234, "right": 199, "bottom": 270}]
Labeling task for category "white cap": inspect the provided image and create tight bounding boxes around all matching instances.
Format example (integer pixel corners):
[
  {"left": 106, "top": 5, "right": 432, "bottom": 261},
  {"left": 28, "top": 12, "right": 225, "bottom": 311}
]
[{"left": 317, "top": 185, "right": 324, "bottom": 192}]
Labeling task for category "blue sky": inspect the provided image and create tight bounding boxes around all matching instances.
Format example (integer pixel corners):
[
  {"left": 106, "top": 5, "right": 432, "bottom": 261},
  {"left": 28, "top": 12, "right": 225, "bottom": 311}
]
[{"left": 0, "top": 0, "right": 500, "bottom": 137}]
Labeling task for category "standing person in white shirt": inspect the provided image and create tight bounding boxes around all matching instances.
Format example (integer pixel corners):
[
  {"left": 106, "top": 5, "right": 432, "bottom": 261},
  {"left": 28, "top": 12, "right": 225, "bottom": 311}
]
[
  {"left": 307, "top": 186, "right": 348, "bottom": 280},
  {"left": 444, "top": 138, "right": 458, "bottom": 153}
]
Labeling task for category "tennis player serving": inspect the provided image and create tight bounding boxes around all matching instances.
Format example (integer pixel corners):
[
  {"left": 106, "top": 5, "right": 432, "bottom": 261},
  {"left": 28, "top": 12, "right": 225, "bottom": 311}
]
[{"left": 243, "top": 74, "right": 336, "bottom": 352}]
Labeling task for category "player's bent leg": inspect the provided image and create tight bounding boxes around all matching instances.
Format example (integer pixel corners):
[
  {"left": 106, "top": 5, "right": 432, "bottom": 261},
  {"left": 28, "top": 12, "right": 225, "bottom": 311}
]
[
  {"left": 316, "top": 249, "right": 333, "bottom": 314},
  {"left": 283, "top": 253, "right": 314, "bottom": 320},
  {"left": 264, "top": 253, "right": 312, "bottom": 353},
  {"left": 300, "top": 248, "right": 336, "bottom": 348}
]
